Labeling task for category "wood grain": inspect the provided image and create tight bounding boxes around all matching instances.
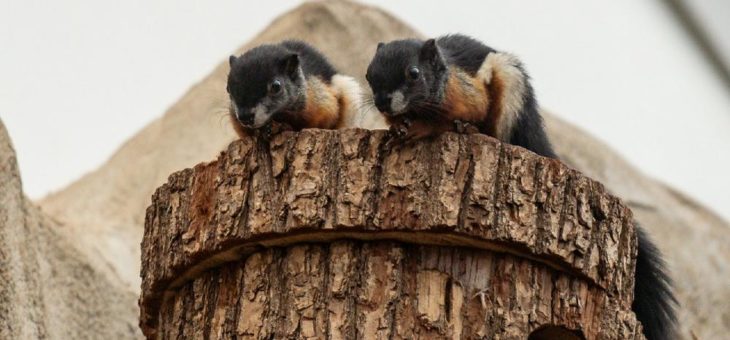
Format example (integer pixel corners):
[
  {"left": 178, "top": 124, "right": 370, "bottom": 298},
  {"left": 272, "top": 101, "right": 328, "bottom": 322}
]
[{"left": 140, "top": 129, "right": 642, "bottom": 339}]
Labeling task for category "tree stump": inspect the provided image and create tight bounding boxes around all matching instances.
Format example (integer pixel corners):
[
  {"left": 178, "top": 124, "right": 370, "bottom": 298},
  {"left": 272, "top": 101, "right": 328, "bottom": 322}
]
[{"left": 139, "top": 129, "right": 644, "bottom": 339}]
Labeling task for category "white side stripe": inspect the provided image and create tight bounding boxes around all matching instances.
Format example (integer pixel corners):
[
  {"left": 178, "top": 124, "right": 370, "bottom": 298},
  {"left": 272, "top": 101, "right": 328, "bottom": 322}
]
[
  {"left": 331, "top": 74, "right": 387, "bottom": 129},
  {"left": 477, "top": 52, "right": 528, "bottom": 141}
]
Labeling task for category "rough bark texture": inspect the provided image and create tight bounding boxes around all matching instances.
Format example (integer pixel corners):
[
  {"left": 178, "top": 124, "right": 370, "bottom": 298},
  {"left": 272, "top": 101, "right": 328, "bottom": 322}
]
[{"left": 140, "top": 129, "right": 643, "bottom": 339}]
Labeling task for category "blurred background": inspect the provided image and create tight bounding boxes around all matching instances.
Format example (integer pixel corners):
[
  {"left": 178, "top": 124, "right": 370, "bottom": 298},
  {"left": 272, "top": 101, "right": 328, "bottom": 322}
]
[{"left": 1, "top": 0, "right": 729, "bottom": 221}]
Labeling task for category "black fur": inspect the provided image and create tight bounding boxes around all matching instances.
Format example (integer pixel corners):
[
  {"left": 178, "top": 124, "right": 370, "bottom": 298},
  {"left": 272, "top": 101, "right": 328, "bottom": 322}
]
[
  {"left": 436, "top": 34, "right": 495, "bottom": 75},
  {"left": 367, "top": 34, "right": 677, "bottom": 340},
  {"left": 279, "top": 40, "right": 337, "bottom": 81},
  {"left": 227, "top": 40, "right": 336, "bottom": 127},
  {"left": 634, "top": 226, "right": 678, "bottom": 340},
  {"left": 509, "top": 63, "right": 557, "bottom": 158}
]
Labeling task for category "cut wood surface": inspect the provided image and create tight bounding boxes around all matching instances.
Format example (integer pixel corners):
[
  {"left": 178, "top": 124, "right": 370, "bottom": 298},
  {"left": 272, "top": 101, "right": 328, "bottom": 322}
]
[{"left": 140, "top": 129, "right": 643, "bottom": 339}]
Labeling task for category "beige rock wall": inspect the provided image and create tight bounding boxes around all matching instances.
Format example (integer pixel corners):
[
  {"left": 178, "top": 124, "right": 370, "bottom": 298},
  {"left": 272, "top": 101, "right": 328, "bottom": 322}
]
[{"left": 0, "top": 119, "right": 141, "bottom": 339}]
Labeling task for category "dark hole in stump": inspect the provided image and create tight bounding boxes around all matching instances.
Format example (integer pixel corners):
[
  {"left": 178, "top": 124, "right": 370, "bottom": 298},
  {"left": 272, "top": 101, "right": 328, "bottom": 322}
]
[{"left": 528, "top": 326, "right": 586, "bottom": 340}]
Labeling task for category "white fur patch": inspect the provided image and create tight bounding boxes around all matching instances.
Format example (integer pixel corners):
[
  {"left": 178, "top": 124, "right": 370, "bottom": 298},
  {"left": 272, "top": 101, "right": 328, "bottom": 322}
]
[
  {"left": 331, "top": 74, "right": 387, "bottom": 130},
  {"left": 390, "top": 90, "right": 407, "bottom": 114},
  {"left": 359, "top": 104, "right": 388, "bottom": 130},
  {"left": 477, "top": 52, "right": 528, "bottom": 140},
  {"left": 252, "top": 103, "right": 271, "bottom": 127}
]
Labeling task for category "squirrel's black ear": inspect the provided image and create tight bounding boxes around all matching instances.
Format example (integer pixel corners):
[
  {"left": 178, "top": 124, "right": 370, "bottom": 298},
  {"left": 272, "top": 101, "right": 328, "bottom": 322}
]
[
  {"left": 229, "top": 55, "right": 237, "bottom": 67},
  {"left": 420, "top": 39, "right": 444, "bottom": 69},
  {"left": 377, "top": 42, "right": 384, "bottom": 51},
  {"left": 281, "top": 53, "right": 300, "bottom": 77}
]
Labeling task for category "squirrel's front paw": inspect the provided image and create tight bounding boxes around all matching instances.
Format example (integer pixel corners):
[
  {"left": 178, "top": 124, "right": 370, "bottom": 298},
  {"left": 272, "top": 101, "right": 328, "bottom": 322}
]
[
  {"left": 454, "top": 120, "right": 480, "bottom": 134},
  {"left": 386, "top": 118, "right": 411, "bottom": 148},
  {"left": 390, "top": 118, "right": 412, "bottom": 138},
  {"left": 257, "top": 121, "right": 293, "bottom": 138},
  {"left": 269, "top": 121, "right": 294, "bottom": 135}
]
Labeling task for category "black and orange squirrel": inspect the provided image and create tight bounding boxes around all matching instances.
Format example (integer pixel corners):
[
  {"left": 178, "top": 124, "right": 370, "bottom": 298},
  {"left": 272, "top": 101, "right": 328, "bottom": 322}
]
[
  {"left": 366, "top": 35, "right": 555, "bottom": 158},
  {"left": 366, "top": 34, "right": 677, "bottom": 340},
  {"left": 226, "top": 40, "right": 382, "bottom": 137}
]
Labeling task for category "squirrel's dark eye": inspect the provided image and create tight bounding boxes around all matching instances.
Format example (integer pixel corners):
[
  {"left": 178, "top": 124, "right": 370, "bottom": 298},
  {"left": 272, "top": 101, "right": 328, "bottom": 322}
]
[
  {"left": 407, "top": 66, "right": 420, "bottom": 81},
  {"left": 269, "top": 79, "right": 282, "bottom": 95}
]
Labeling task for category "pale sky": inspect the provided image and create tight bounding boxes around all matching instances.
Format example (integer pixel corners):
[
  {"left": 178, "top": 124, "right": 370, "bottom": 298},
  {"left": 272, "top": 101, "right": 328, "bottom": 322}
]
[{"left": 1, "top": 0, "right": 729, "bottom": 221}]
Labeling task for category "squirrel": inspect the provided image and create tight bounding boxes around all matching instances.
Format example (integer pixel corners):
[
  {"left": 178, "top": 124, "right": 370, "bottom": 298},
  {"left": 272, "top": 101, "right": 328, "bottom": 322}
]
[
  {"left": 227, "top": 40, "right": 382, "bottom": 138},
  {"left": 365, "top": 34, "right": 555, "bottom": 158},
  {"left": 365, "top": 34, "right": 677, "bottom": 340}
]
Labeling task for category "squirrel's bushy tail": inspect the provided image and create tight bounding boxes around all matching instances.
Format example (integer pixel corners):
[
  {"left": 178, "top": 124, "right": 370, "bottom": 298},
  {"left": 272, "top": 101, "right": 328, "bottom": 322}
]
[{"left": 633, "top": 225, "right": 678, "bottom": 340}]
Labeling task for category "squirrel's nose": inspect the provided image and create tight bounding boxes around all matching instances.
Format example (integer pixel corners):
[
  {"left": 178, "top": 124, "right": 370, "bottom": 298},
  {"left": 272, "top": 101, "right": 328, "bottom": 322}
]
[
  {"left": 232, "top": 104, "right": 254, "bottom": 126},
  {"left": 374, "top": 94, "right": 391, "bottom": 114},
  {"left": 237, "top": 111, "right": 254, "bottom": 125}
]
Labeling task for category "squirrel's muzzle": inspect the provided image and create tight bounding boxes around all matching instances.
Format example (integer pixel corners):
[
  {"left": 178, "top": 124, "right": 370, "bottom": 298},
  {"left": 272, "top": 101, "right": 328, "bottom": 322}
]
[
  {"left": 231, "top": 103, "right": 255, "bottom": 126},
  {"left": 238, "top": 114, "right": 254, "bottom": 126},
  {"left": 236, "top": 110, "right": 254, "bottom": 126},
  {"left": 374, "top": 93, "right": 392, "bottom": 115}
]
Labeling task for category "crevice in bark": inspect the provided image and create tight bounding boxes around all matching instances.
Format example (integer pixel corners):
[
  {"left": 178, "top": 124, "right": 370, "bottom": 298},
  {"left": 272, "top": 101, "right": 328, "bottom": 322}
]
[
  {"left": 457, "top": 136, "right": 476, "bottom": 229},
  {"left": 365, "top": 134, "right": 389, "bottom": 229}
]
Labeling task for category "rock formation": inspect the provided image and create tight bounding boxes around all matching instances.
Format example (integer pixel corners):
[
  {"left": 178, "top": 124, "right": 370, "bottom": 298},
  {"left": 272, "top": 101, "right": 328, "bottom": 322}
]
[{"left": 0, "top": 119, "right": 141, "bottom": 339}]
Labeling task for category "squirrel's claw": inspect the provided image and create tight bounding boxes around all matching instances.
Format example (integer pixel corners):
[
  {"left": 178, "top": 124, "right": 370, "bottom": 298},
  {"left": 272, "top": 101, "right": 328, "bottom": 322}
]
[
  {"left": 392, "top": 118, "right": 411, "bottom": 138},
  {"left": 385, "top": 118, "right": 411, "bottom": 149},
  {"left": 454, "top": 120, "right": 479, "bottom": 134}
]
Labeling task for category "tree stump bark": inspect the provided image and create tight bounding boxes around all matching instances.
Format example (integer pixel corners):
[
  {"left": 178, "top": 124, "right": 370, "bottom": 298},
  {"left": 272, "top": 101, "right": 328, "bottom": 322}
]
[{"left": 139, "top": 129, "right": 644, "bottom": 339}]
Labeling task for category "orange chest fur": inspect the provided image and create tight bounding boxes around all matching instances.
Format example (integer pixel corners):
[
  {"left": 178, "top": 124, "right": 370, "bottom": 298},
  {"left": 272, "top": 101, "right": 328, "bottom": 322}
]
[
  {"left": 443, "top": 69, "right": 490, "bottom": 122},
  {"left": 301, "top": 77, "right": 343, "bottom": 129}
]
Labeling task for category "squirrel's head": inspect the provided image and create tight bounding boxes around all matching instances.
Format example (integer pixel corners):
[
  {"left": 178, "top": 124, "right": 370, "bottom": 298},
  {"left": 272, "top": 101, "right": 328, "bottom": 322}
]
[
  {"left": 227, "top": 45, "right": 305, "bottom": 128},
  {"left": 365, "top": 38, "right": 448, "bottom": 117}
]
